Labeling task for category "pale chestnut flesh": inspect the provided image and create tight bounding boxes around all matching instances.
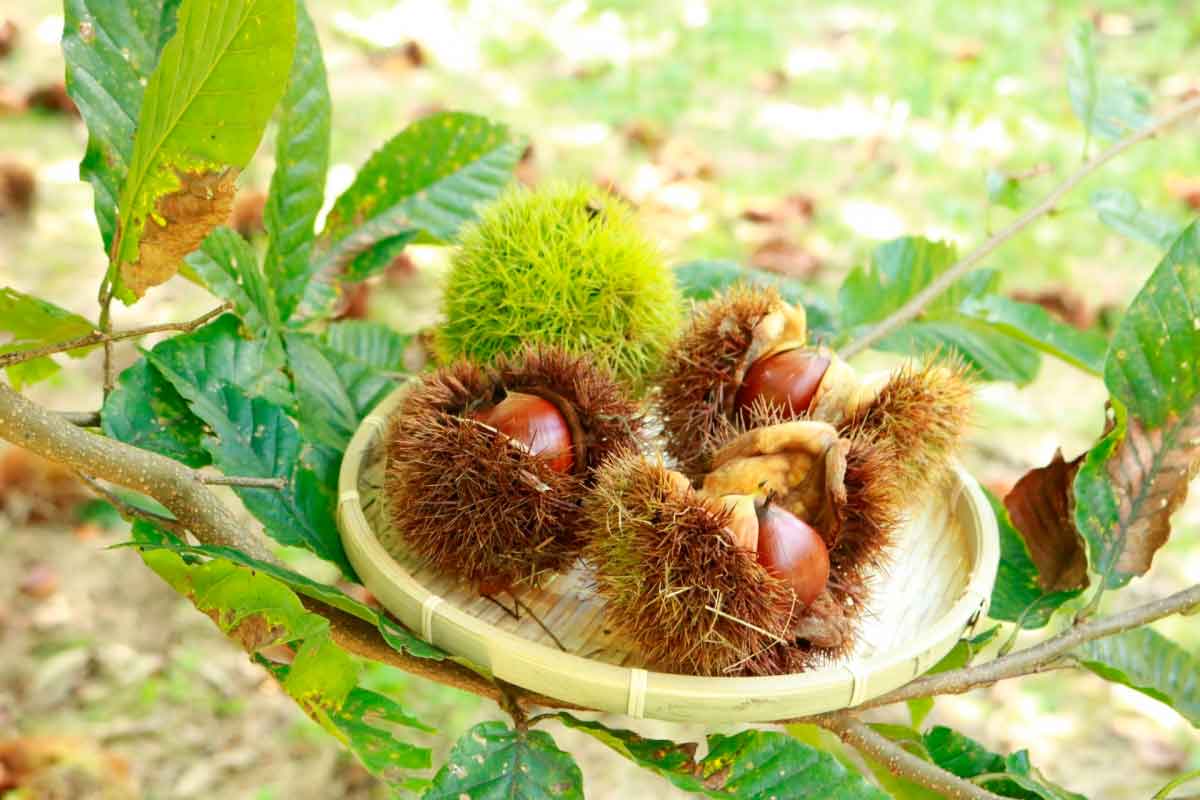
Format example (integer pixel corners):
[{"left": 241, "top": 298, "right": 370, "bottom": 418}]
[
  {"left": 474, "top": 392, "right": 575, "bottom": 473},
  {"left": 734, "top": 348, "right": 831, "bottom": 420},
  {"left": 754, "top": 502, "right": 829, "bottom": 607}
]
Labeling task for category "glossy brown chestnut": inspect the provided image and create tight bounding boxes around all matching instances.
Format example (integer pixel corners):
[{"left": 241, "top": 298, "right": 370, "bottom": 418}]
[
  {"left": 475, "top": 392, "right": 575, "bottom": 473},
  {"left": 734, "top": 348, "right": 830, "bottom": 420},
  {"left": 755, "top": 501, "right": 829, "bottom": 607}
]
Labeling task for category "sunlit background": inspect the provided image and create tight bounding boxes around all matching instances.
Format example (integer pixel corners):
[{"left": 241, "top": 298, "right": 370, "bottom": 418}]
[{"left": 2, "top": 1, "right": 1199, "bottom": 797}]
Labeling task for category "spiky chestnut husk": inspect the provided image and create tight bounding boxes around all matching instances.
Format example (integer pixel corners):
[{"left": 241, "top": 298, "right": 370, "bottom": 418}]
[
  {"left": 437, "top": 181, "right": 683, "bottom": 390},
  {"left": 658, "top": 285, "right": 787, "bottom": 476},
  {"left": 582, "top": 451, "right": 802, "bottom": 676},
  {"left": 384, "top": 346, "right": 641, "bottom": 591},
  {"left": 659, "top": 286, "right": 972, "bottom": 491},
  {"left": 839, "top": 357, "right": 973, "bottom": 497}
]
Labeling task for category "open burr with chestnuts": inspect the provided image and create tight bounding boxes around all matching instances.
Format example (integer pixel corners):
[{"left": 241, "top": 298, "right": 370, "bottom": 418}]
[{"left": 384, "top": 345, "right": 641, "bottom": 593}]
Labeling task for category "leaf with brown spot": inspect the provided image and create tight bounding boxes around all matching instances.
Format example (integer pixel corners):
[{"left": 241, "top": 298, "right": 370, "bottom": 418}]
[
  {"left": 1003, "top": 450, "right": 1089, "bottom": 593},
  {"left": 121, "top": 169, "right": 237, "bottom": 296},
  {"left": 111, "top": 0, "right": 296, "bottom": 302}
]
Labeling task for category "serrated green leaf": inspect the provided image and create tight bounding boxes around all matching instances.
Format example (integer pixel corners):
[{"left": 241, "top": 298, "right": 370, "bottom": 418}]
[
  {"left": 556, "top": 714, "right": 886, "bottom": 799},
  {"left": 324, "top": 320, "right": 411, "bottom": 371},
  {"left": 343, "top": 231, "right": 421, "bottom": 283},
  {"left": 923, "top": 727, "right": 1086, "bottom": 800},
  {"left": 1076, "top": 628, "right": 1200, "bottom": 728},
  {"left": 0, "top": 288, "right": 98, "bottom": 388},
  {"left": 1091, "top": 189, "right": 1184, "bottom": 251},
  {"left": 102, "top": 357, "right": 211, "bottom": 467},
  {"left": 264, "top": 2, "right": 331, "bottom": 321},
  {"left": 112, "top": 0, "right": 296, "bottom": 300},
  {"left": 63, "top": 0, "right": 178, "bottom": 251},
  {"left": 958, "top": 294, "right": 1106, "bottom": 376},
  {"left": 1066, "top": 22, "right": 1150, "bottom": 142},
  {"left": 135, "top": 530, "right": 432, "bottom": 787},
  {"left": 131, "top": 535, "right": 444, "bottom": 660},
  {"left": 285, "top": 333, "right": 397, "bottom": 450},
  {"left": 424, "top": 721, "right": 583, "bottom": 800},
  {"left": 186, "top": 226, "right": 277, "bottom": 332},
  {"left": 1105, "top": 223, "right": 1200, "bottom": 428},
  {"left": 838, "top": 237, "right": 1044, "bottom": 383},
  {"left": 143, "top": 313, "right": 292, "bottom": 408},
  {"left": 302, "top": 113, "right": 524, "bottom": 316},
  {"left": 987, "top": 489, "right": 1083, "bottom": 628}
]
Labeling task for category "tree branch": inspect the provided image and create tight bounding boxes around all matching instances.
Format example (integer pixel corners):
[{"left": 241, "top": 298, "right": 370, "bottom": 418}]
[
  {"left": 0, "top": 380, "right": 275, "bottom": 561},
  {"left": 822, "top": 713, "right": 1006, "bottom": 800},
  {"left": 842, "top": 95, "right": 1200, "bottom": 359},
  {"left": 0, "top": 303, "right": 231, "bottom": 369},
  {"left": 833, "top": 582, "right": 1200, "bottom": 713},
  {"left": 198, "top": 474, "right": 288, "bottom": 489}
]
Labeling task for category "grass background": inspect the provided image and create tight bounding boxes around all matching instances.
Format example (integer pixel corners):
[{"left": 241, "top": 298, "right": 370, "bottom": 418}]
[{"left": 2, "top": 0, "right": 1199, "bottom": 797}]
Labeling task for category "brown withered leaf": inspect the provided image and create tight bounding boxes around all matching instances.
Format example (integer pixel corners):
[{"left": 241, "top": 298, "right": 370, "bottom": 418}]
[
  {"left": 1108, "top": 410, "right": 1200, "bottom": 578},
  {"left": 1004, "top": 449, "right": 1089, "bottom": 593},
  {"left": 749, "top": 235, "right": 821, "bottom": 278},
  {"left": 122, "top": 168, "right": 237, "bottom": 297},
  {"left": 1166, "top": 174, "right": 1200, "bottom": 211}
]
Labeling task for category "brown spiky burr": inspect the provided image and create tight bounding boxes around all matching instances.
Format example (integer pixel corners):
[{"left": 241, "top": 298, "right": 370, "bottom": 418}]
[
  {"left": 583, "top": 450, "right": 862, "bottom": 676},
  {"left": 384, "top": 345, "right": 642, "bottom": 592}
]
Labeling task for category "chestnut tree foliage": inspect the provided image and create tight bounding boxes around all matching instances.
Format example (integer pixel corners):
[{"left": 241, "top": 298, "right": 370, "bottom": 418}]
[{"left": 1, "top": 2, "right": 1198, "bottom": 797}]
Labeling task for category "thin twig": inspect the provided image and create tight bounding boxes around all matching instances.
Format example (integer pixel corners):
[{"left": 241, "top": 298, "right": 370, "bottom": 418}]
[
  {"left": 198, "top": 474, "right": 288, "bottom": 489},
  {"left": 822, "top": 714, "right": 1006, "bottom": 800},
  {"left": 0, "top": 303, "right": 231, "bottom": 369},
  {"left": 804, "top": 582, "right": 1200, "bottom": 715},
  {"left": 843, "top": 96, "right": 1200, "bottom": 359},
  {"left": 99, "top": 282, "right": 115, "bottom": 396},
  {"left": 512, "top": 594, "right": 568, "bottom": 653},
  {"left": 76, "top": 472, "right": 187, "bottom": 537}
]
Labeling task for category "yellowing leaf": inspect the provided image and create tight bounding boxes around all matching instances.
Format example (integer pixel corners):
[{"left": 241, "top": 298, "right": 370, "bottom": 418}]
[{"left": 112, "top": 0, "right": 296, "bottom": 300}]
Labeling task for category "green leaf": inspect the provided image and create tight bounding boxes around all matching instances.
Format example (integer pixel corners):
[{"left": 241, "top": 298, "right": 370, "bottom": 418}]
[
  {"left": 958, "top": 294, "right": 1106, "bottom": 376},
  {"left": 929, "top": 625, "right": 1002, "bottom": 675},
  {"left": 673, "top": 259, "right": 837, "bottom": 337},
  {"left": 906, "top": 696, "right": 935, "bottom": 729},
  {"left": 263, "top": 1, "right": 331, "bottom": 321},
  {"left": 324, "top": 320, "right": 412, "bottom": 371},
  {"left": 1076, "top": 628, "right": 1200, "bottom": 728},
  {"left": 923, "top": 727, "right": 1086, "bottom": 800},
  {"left": 185, "top": 226, "right": 277, "bottom": 331},
  {"left": 1105, "top": 223, "right": 1200, "bottom": 428},
  {"left": 158, "top": 379, "right": 351, "bottom": 575},
  {"left": 838, "top": 237, "right": 1044, "bottom": 383},
  {"left": 423, "top": 721, "right": 583, "bottom": 800},
  {"left": 556, "top": 714, "right": 886, "bottom": 799},
  {"left": 130, "top": 532, "right": 444, "bottom": 659},
  {"left": 986, "top": 170, "right": 1024, "bottom": 211},
  {"left": 1066, "top": 22, "right": 1150, "bottom": 142},
  {"left": 135, "top": 532, "right": 432, "bottom": 788},
  {"left": 306, "top": 112, "right": 524, "bottom": 312},
  {"left": 1091, "top": 189, "right": 1184, "bottom": 251},
  {"left": 987, "top": 489, "right": 1083, "bottom": 628},
  {"left": 143, "top": 313, "right": 292, "bottom": 408},
  {"left": 101, "top": 357, "right": 211, "bottom": 467},
  {"left": 285, "top": 333, "right": 397, "bottom": 451},
  {"left": 0, "top": 288, "right": 98, "bottom": 388},
  {"left": 63, "top": 0, "right": 178, "bottom": 252},
  {"left": 112, "top": 0, "right": 296, "bottom": 300}
]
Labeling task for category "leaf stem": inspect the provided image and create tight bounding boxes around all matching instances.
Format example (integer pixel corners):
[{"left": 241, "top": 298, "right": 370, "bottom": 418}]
[
  {"left": 821, "top": 714, "right": 1006, "bottom": 800},
  {"left": 76, "top": 472, "right": 187, "bottom": 536},
  {"left": 198, "top": 474, "right": 287, "bottom": 489},
  {"left": 0, "top": 303, "right": 231, "bottom": 369},
  {"left": 842, "top": 95, "right": 1200, "bottom": 360},
  {"left": 1152, "top": 767, "right": 1200, "bottom": 800}
]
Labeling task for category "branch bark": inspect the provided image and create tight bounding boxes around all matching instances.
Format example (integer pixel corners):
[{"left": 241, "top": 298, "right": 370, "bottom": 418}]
[
  {"left": 0, "top": 380, "right": 274, "bottom": 561},
  {"left": 822, "top": 713, "right": 1006, "bottom": 800},
  {"left": 0, "top": 303, "right": 231, "bottom": 369},
  {"left": 835, "top": 582, "right": 1200, "bottom": 713},
  {"left": 842, "top": 95, "right": 1200, "bottom": 359}
]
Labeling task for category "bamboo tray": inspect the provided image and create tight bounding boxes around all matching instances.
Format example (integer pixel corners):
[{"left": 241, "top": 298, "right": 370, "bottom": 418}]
[{"left": 338, "top": 384, "right": 1000, "bottom": 723}]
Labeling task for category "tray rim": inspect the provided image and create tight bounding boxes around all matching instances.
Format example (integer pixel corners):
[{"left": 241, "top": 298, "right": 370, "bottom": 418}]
[{"left": 337, "top": 383, "right": 1000, "bottom": 723}]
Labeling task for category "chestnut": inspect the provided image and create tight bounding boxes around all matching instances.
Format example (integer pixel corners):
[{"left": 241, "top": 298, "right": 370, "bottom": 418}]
[
  {"left": 734, "top": 348, "right": 830, "bottom": 421},
  {"left": 753, "top": 498, "right": 829, "bottom": 607},
  {"left": 474, "top": 391, "right": 574, "bottom": 474}
]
